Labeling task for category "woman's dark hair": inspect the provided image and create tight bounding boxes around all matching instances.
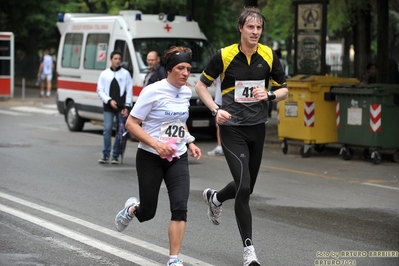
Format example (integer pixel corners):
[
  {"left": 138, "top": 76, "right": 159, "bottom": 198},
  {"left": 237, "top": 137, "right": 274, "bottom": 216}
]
[{"left": 163, "top": 46, "right": 192, "bottom": 64}]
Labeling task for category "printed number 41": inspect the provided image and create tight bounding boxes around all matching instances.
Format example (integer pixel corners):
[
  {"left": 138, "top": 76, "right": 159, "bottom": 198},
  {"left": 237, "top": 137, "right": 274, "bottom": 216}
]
[{"left": 242, "top": 86, "right": 254, "bottom": 98}]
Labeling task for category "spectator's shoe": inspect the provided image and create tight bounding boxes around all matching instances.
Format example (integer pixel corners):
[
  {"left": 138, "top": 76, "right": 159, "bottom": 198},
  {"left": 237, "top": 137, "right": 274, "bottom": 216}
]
[
  {"left": 202, "top": 188, "right": 222, "bottom": 225},
  {"left": 115, "top": 197, "right": 139, "bottom": 232},
  {"left": 207, "top": 147, "right": 224, "bottom": 156},
  {"left": 111, "top": 157, "right": 119, "bottom": 164},
  {"left": 98, "top": 156, "right": 109, "bottom": 164},
  {"left": 243, "top": 246, "right": 261, "bottom": 266},
  {"left": 46, "top": 91, "right": 51, "bottom": 98},
  {"left": 167, "top": 259, "right": 184, "bottom": 266}
]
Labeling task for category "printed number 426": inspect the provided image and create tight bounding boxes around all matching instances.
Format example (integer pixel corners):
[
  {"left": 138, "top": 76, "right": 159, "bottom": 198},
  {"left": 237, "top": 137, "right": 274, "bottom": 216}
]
[{"left": 165, "top": 125, "right": 185, "bottom": 138}]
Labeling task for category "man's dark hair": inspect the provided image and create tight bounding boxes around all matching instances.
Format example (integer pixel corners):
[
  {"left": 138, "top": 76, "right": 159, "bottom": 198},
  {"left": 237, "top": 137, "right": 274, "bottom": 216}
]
[
  {"left": 237, "top": 6, "right": 266, "bottom": 33},
  {"left": 110, "top": 50, "right": 122, "bottom": 59}
]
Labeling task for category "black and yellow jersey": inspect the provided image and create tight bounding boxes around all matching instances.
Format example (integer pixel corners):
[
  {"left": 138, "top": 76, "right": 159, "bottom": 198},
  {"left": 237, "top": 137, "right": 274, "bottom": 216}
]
[{"left": 200, "top": 43, "right": 287, "bottom": 126}]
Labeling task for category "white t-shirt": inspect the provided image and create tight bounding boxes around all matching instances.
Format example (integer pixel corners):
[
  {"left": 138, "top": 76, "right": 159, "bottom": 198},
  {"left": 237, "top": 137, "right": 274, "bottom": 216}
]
[
  {"left": 42, "top": 54, "right": 53, "bottom": 75},
  {"left": 131, "top": 79, "right": 192, "bottom": 156}
]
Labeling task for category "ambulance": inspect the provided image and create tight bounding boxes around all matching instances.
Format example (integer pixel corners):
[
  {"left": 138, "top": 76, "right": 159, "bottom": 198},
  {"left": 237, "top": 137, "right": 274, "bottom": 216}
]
[{"left": 55, "top": 10, "right": 216, "bottom": 136}]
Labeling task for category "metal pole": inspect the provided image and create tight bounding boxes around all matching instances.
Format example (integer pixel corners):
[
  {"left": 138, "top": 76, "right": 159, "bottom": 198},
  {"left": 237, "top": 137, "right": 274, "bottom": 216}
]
[{"left": 22, "top": 78, "right": 25, "bottom": 102}]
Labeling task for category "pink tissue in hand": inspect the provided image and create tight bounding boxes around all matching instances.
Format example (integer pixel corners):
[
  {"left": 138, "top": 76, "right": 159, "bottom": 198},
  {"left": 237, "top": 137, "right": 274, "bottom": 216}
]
[{"left": 161, "top": 138, "right": 180, "bottom": 162}]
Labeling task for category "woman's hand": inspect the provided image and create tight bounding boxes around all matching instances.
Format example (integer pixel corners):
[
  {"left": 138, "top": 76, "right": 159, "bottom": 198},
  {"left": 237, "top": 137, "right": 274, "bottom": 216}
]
[{"left": 187, "top": 143, "right": 201, "bottom": 160}]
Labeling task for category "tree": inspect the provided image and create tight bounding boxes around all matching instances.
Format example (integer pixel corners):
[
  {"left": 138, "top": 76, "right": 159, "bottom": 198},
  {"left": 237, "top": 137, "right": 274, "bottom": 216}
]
[{"left": 376, "top": 0, "right": 390, "bottom": 83}]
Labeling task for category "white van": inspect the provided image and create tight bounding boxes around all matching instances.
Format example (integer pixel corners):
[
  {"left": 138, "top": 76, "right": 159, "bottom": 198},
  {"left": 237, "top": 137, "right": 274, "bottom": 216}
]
[{"left": 56, "top": 10, "right": 216, "bottom": 137}]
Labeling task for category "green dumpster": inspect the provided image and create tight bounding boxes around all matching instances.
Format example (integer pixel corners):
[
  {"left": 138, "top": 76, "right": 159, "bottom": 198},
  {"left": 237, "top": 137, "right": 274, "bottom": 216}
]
[{"left": 331, "top": 84, "right": 399, "bottom": 164}]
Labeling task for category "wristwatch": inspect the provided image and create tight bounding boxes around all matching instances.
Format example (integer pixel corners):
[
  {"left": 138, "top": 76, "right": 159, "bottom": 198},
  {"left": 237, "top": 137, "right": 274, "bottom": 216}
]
[
  {"left": 211, "top": 108, "right": 220, "bottom": 116},
  {"left": 267, "top": 91, "right": 276, "bottom": 101}
]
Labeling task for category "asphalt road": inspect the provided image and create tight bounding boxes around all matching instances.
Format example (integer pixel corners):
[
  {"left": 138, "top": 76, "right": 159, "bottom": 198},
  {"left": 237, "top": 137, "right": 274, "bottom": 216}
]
[{"left": 0, "top": 91, "right": 398, "bottom": 266}]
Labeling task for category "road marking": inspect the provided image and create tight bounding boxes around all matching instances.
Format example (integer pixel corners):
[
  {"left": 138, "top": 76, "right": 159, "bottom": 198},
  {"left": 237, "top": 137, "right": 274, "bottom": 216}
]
[
  {"left": 0, "top": 109, "right": 31, "bottom": 116},
  {"left": 10, "top": 106, "right": 58, "bottom": 115},
  {"left": 362, "top": 182, "right": 399, "bottom": 191},
  {"left": 0, "top": 192, "right": 214, "bottom": 266},
  {"left": 0, "top": 203, "right": 160, "bottom": 266}
]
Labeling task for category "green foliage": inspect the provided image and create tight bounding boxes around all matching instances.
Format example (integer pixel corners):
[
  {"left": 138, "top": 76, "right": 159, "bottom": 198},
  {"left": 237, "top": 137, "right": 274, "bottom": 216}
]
[{"left": 262, "top": 0, "right": 295, "bottom": 47}]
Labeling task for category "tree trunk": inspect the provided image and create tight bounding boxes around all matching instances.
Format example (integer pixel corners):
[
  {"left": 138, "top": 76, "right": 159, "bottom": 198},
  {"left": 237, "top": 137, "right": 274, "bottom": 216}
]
[
  {"left": 342, "top": 27, "right": 352, "bottom": 78},
  {"left": 376, "top": 0, "right": 389, "bottom": 83},
  {"left": 352, "top": 3, "right": 372, "bottom": 80}
]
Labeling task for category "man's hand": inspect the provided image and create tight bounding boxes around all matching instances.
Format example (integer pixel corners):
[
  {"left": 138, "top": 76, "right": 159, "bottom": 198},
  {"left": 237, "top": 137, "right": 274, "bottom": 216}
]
[{"left": 110, "top": 100, "right": 118, "bottom": 110}]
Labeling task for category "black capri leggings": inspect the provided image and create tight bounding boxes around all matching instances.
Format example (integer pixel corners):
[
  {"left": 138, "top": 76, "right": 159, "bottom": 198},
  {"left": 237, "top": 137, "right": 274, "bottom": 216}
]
[
  {"left": 134, "top": 148, "right": 190, "bottom": 222},
  {"left": 218, "top": 123, "right": 266, "bottom": 246}
]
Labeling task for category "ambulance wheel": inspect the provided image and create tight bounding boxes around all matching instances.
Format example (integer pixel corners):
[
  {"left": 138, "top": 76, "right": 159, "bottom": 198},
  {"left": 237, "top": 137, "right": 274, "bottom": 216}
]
[{"left": 66, "top": 101, "right": 84, "bottom": 132}]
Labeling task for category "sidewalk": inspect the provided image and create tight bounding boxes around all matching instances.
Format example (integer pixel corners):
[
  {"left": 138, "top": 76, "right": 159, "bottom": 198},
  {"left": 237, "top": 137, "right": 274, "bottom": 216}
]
[{"left": 0, "top": 86, "right": 56, "bottom": 106}]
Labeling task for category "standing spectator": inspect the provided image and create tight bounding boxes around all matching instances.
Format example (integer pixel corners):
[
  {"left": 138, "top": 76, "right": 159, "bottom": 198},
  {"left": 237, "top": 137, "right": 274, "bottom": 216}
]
[
  {"left": 143, "top": 51, "right": 167, "bottom": 87},
  {"left": 195, "top": 6, "right": 288, "bottom": 266},
  {"left": 97, "top": 50, "right": 133, "bottom": 164},
  {"left": 361, "top": 63, "right": 377, "bottom": 84},
  {"left": 114, "top": 46, "right": 201, "bottom": 266},
  {"left": 37, "top": 49, "right": 54, "bottom": 98}
]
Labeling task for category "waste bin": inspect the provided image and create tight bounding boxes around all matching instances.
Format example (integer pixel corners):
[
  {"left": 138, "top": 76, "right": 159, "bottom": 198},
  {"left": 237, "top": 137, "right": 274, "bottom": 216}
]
[
  {"left": 278, "top": 75, "right": 359, "bottom": 157},
  {"left": 331, "top": 84, "right": 399, "bottom": 164}
]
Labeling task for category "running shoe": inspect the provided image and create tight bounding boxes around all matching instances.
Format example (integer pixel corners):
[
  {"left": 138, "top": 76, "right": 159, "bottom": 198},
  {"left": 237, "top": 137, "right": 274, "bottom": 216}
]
[
  {"left": 202, "top": 188, "right": 222, "bottom": 225},
  {"left": 207, "top": 147, "right": 224, "bottom": 156},
  {"left": 98, "top": 155, "right": 109, "bottom": 164},
  {"left": 115, "top": 197, "right": 139, "bottom": 232},
  {"left": 243, "top": 246, "right": 261, "bottom": 266},
  {"left": 167, "top": 259, "right": 184, "bottom": 266}
]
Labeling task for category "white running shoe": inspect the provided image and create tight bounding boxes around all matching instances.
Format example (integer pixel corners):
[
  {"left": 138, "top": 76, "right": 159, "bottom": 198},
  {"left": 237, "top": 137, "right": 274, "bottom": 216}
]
[
  {"left": 207, "top": 147, "right": 224, "bottom": 156},
  {"left": 167, "top": 259, "right": 184, "bottom": 266},
  {"left": 115, "top": 197, "right": 139, "bottom": 232},
  {"left": 202, "top": 188, "right": 222, "bottom": 225},
  {"left": 243, "top": 246, "right": 261, "bottom": 266}
]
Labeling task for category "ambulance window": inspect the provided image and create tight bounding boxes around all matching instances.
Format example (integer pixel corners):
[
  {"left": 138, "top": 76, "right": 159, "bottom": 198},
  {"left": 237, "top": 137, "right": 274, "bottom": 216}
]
[
  {"left": 115, "top": 40, "right": 133, "bottom": 76},
  {"left": 61, "top": 33, "right": 83, "bottom": 68},
  {"left": 132, "top": 38, "right": 213, "bottom": 73},
  {"left": 84, "top": 33, "right": 110, "bottom": 70}
]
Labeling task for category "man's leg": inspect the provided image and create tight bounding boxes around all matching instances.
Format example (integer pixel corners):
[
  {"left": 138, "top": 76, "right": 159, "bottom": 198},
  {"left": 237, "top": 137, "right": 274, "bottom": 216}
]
[
  {"left": 102, "top": 111, "right": 114, "bottom": 158},
  {"left": 46, "top": 74, "right": 52, "bottom": 97}
]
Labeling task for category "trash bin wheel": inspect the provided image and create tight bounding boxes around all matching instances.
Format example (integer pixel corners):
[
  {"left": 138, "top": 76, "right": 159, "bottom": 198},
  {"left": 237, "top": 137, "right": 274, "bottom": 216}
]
[
  {"left": 363, "top": 148, "right": 371, "bottom": 159},
  {"left": 393, "top": 150, "right": 399, "bottom": 163},
  {"left": 371, "top": 151, "right": 381, "bottom": 165},
  {"left": 341, "top": 147, "right": 353, "bottom": 161},
  {"left": 314, "top": 144, "right": 325, "bottom": 153},
  {"left": 300, "top": 146, "right": 312, "bottom": 158},
  {"left": 281, "top": 140, "right": 288, "bottom": 154}
]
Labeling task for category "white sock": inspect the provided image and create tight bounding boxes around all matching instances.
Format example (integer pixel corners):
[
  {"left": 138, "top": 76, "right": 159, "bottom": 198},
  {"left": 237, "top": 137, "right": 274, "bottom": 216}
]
[
  {"left": 169, "top": 255, "right": 178, "bottom": 263},
  {"left": 244, "top": 245, "right": 255, "bottom": 252},
  {"left": 212, "top": 193, "right": 222, "bottom": 206}
]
